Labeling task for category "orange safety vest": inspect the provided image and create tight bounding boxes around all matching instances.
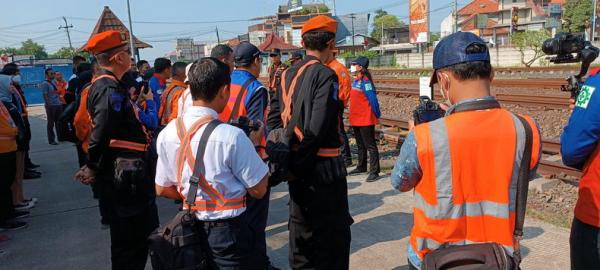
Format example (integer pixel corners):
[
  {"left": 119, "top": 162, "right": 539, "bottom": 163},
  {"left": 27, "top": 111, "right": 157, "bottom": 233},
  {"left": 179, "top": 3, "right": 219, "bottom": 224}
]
[
  {"left": 575, "top": 146, "right": 600, "bottom": 227},
  {"left": 159, "top": 80, "right": 186, "bottom": 126},
  {"left": 280, "top": 59, "right": 341, "bottom": 158},
  {"left": 56, "top": 79, "right": 67, "bottom": 104},
  {"left": 175, "top": 116, "right": 246, "bottom": 211},
  {"left": 327, "top": 59, "right": 351, "bottom": 108},
  {"left": 410, "top": 108, "right": 540, "bottom": 260},
  {"left": 73, "top": 75, "right": 115, "bottom": 153},
  {"left": 0, "top": 102, "right": 17, "bottom": 154}
]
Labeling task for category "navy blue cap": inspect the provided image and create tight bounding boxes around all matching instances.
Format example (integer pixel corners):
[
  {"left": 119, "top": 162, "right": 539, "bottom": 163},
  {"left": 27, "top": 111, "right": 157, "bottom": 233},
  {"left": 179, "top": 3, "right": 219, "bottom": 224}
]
[
  {"left": 430, "top": 32, "right": 490, "bottom": 86},
  {"left": 233, "top": 42, "right": 261, "bottom": 66},
  {"left": 268, "top": 48, "right": 281, "bottom": 56},
  {"left": 351, "top": 56, "right": 369, "bottom": 69},
  {"left": 291, "top": 51, "right": 303, "bottom": 59}
]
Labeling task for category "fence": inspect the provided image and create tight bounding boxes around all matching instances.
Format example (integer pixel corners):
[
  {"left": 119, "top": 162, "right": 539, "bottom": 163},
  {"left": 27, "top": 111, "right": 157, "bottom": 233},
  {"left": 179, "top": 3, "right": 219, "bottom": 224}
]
[{"left": 19, "top": 64, "right": 73, "bottom": 105}]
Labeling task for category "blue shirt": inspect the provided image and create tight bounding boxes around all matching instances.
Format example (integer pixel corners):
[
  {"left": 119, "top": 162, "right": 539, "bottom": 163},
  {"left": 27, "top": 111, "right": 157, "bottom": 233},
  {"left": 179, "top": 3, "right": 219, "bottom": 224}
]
[
  {"left": 561, "top": 73, "right": 600, "bottom": 169},
  {"left": 148, "top": 75, "right": 166, "bottom": 111},
  {"left": 41, "top": 80, "right": 63, "bottom": 106},
  {"left": 135, "top": 100, "right": 158, "bottom": 131},
  {"left": 231, "top": 70, "right": 268, "bottom": 122}
]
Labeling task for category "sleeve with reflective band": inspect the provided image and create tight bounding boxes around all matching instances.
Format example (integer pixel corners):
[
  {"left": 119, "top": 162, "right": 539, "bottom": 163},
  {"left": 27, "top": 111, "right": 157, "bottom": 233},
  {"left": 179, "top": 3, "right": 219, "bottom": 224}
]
[
  {"left": 410, "top": 108, "right": 540, "bottom": 260},
  {"left": 0, "top": 102, "right": 17, "bottom": 153},
  {"left": 174, "top": 117, "right": 246, "bottom": 211}
]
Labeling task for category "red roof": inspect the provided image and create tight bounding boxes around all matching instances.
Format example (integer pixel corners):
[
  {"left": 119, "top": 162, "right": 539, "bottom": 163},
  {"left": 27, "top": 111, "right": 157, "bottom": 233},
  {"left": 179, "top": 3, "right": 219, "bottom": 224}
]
[
  {"left": 258, "top": 33, "right": 299, "bottom": 52},
  {"left": 458, "top": 0, "right": 498, "bottom": 16},
  {"left": 82, "top": 6, "right": 151, "bottom": 50}
]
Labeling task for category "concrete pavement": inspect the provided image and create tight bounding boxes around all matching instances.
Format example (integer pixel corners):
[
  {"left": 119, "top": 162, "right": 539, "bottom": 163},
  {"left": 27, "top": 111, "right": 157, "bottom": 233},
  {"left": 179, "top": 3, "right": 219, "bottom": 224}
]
[{"left": 0, "top": 106, "right": 570, "bottom": 269}]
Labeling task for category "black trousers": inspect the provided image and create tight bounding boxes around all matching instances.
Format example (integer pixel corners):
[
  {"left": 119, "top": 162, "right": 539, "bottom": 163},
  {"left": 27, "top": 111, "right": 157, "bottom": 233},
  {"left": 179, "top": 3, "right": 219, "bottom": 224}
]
[
  {"left": 288, "top": 175, "right": 353, "bottom": 269},
  {"left": 570, "top": 217, "right": 600, "bottom": 270},
  {"left": 109, "top": 203, "right": 159, "bottom": 270},
  {"left": 352, "top": 126, "right": 380, "bottom": 174},
  {"left": 45, "top": 105, "right": 63, "bottom": 143},
  {"left": 340, "top": 129, "right": 352, "bottom": 164},
  {"left": 0, "top": 151, "right": 16, "bottom": 223},
  {"left": 244, "top": 188, "right": 271, "bottom": 268},
  {"left": 201, "top": 213, "right": 257, "bottom": 269}
]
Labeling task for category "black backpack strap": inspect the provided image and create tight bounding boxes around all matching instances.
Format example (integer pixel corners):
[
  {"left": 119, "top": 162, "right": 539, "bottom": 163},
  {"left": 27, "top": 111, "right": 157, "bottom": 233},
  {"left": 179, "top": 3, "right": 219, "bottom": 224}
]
[
  {"left": 450, "top": 99, "right": 501, "bottom": 114},
  {"left": 512, "top": 114, "right": 533, "bottom": 264},
  {"left": 186, "top": 119, "right": 222, "bottom": 209},
  {"left": 228, "top": 78, "right": 256, "bottom": 122}
]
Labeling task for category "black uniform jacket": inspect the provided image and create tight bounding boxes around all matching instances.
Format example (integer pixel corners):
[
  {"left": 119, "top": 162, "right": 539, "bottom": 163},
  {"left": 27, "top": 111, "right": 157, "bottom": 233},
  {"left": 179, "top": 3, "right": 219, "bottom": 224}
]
[{"left": 267, "top": 55, "right": 342, "bottom": 174}]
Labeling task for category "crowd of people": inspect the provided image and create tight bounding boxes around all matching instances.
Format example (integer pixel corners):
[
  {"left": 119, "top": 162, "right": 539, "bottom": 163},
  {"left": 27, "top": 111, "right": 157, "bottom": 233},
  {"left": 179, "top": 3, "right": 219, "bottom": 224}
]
[{"left": 3, "top": 12, "right": 600, "bottom": 270}]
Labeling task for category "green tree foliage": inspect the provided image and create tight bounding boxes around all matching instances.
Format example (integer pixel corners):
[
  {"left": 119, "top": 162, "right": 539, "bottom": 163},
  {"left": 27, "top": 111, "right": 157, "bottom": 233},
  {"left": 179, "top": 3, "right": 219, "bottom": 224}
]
[
  {"left": 339, "top": 50, "right": 379, "bottom": 59},
  {"left": 297, "top": 4, "right": 330, "bottom": 15},
  {"left": 371, "top": 11, "right": 405, "bottom": 42},
  {"left": 511, "top": 30, "right": 551, "bottom": 67},
  {"left": 50, "top": 47, "right": 90, "bottom": 59},
  {"left": 563, "top": 0, "right": 593, "bottom": 32},
  {"left": 19, "top": 39, "right": 48, "bottom": 59}
]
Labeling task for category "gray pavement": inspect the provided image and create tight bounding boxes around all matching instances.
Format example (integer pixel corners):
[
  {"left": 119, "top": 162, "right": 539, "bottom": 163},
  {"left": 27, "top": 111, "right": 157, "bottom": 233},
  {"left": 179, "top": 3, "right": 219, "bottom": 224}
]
[{"left": 0, "top": 107, "right": 570, "bottom": 269}]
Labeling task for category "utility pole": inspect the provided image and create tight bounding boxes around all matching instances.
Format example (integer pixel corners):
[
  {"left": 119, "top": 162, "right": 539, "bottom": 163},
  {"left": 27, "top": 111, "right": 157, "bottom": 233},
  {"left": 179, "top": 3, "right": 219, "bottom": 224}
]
[
  {"left": 332, "top": 0, "right": 337, "bottom": 16},
  {"left": 58, "top": 16, "right": 74, "bottom": 53},
  {"left": 216, "top": 26, "right": 221, "bottom": 43},
  {"left": 593, "top": 0, "right": 598, "bottom": 41},
  {"left": 380, "top": 20, "right": 384, "bottom": 55},
  {"left": 350, "top": 13, "right": 356, "bottom": 56},
  {"left": 126, "top": 0, "right": 138, "bottom": 62},
  {"left": 453, "top": 0, "right": 458, "bottom": 33}
]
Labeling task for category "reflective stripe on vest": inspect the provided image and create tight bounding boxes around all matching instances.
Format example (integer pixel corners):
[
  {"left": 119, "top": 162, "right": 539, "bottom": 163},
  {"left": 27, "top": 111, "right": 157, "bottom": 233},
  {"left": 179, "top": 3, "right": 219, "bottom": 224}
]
[
  {"left": 410, "top": 109, "right": 537, "bottom": 260},
  {"left": 175, "top": 117, "right": 246, "bottom": 211},
  {"left": 280, "top": 60, "right": 319, "bottom": 127},
  {"left": 160, "top": 85, "right": 184, "bottom": 126},
  {"left": 109, "top": 139, "right": 147, "bottom": 152}
]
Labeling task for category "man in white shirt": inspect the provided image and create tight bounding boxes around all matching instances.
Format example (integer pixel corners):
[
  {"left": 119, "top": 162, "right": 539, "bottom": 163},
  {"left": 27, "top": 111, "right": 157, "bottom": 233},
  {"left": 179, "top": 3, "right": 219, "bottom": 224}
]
[{"left": 155, "top": 57, "right": 269, "bottom": 268}]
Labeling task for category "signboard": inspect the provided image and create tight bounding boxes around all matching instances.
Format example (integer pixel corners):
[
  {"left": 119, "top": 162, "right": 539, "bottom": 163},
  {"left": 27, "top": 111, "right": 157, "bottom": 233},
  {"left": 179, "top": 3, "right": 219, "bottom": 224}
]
[
  {"left": 549, "top": 3, "right": 562, "bottom": 14},
  {"left": 288, "top": 0, "right": 303, "bottom": 12},
  {"left": 419, "top": 77, "right": 432, "bottom": 98},
  {"left": 409, "top": 0, "right": 429, "bottom": 43},
  {"left": 476, "top": 14, "right": 488, "bottom": 29}
]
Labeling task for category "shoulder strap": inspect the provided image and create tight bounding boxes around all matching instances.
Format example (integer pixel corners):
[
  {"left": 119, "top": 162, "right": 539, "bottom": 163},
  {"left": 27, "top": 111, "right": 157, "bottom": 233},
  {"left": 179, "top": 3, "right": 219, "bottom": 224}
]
[
  {"left": 280, "top": 60, "right": 319, "bottom": 127},
  {"left": 91, "top": 74, "right": 117, "bottom": 84},
  {"left": 46, "top": 80, "right": 57, "bottom": 90},
  {"left": 229, "top": 77, "right": 256, "bottom": 122},
  {"left": 450, "top": 99, "right": 501, "bottom": 114},
  {"left": 186, "top": 119, "right": 222, "bottom": 209},
  {"left": 512, "top": 114, "right": 533, "bottom": 265}
]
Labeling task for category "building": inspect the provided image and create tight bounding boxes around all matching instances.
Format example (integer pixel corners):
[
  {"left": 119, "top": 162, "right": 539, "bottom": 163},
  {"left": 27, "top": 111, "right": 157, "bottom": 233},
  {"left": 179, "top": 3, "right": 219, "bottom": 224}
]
[
  {"left": 336, "top": 34, "right": 379, "bottom": 54},
  {"left": 175, "top": 38, "right": 206, "bottom": 62}
]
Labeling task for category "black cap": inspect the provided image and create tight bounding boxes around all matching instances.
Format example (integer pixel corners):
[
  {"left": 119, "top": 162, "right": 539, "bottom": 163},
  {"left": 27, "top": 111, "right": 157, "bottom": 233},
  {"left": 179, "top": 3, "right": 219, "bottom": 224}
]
[
  {"left": 268, "top": 48, "right": 281, "bottom": 56},
  {"left": 291, "top": 51, "right": 303, "bottom": 59},
  {"left": 234, "top": 42, "right": 261, "bottom": 66},
  {"left": 351, "top": 56, "right": 369, "bottom": 69}
]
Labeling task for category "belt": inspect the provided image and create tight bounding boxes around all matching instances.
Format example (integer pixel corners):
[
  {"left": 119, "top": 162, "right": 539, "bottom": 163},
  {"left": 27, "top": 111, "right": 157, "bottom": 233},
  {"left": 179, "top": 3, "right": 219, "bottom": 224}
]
[
  {"left": 108, "top": 139, "right": 147, "bottom": 152},
  {"left": 291, "top": 145, "right": 341, "bottom": 157},
  {"left": 198, "top": 213, "right": 245, "bottom": 228}
]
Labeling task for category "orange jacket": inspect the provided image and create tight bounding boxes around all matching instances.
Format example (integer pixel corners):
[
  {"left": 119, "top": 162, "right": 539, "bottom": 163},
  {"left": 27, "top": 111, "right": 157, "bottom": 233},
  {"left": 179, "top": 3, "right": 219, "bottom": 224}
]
[
  {"left": 159, "top": 79, "right": 186, "bottom": 126},
  {"left": 0, "top": 102, "right": 17, "bottom": 154},
  {"left": 56, "top": 79, "right": 67, "bottom": 104},
  {"left": 575, "top": 147, "right": 600, "bottom": 227},
  {"left": 410, "top": 109, "right": 540, "bottom": 260},
  {"left": 327, "top": 59, "right": 351, "bottom": 107}
]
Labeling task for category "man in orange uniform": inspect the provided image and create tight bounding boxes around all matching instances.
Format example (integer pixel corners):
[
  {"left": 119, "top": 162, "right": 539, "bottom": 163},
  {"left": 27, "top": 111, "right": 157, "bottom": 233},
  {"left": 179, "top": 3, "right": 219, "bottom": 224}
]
[
  {"left": 391, "top": 32, "right": 542, "bottom": 269},
  {"left": 267, "top": 48, "right": 287, "bottom": 93},
  {"left": 327, "top": 51, "right": 353, "bottom": 166},
  {"left": 158, "top": 61, "right": 187, "bottom": 126}
]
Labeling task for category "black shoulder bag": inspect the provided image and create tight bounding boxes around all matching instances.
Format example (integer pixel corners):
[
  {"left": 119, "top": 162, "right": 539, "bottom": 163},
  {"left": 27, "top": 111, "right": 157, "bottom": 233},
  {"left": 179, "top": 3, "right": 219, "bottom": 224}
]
[
  {"left": 422, "top": 114, "right": 533, "bottom": 270},
  {"left": 148, "top": 120, "right": 221, "bottom": 270}
]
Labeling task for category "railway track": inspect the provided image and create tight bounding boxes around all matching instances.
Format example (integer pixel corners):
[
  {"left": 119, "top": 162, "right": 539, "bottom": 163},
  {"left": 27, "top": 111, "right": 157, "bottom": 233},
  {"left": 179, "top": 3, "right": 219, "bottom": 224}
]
[
  {"left": 377, "top": 87, "right": 570, "bottom": 109},
  {"left": 371, "top": 66, "right": 587, "bottom": 79},
  {"left": 372, "top": 116, "right": 581, "bottom": 179},
  {"left": 375, "top": 78, "right": 566, "bottom": 90}
]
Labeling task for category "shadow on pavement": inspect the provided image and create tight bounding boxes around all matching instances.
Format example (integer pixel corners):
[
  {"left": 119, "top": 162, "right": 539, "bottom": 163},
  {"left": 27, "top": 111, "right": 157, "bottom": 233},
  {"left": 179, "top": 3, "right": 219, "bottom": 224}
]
[
  {"left": 349, "top": 189, "right": 399, "bottom": 217},
  {"left": 524, "top": 226, "right": 545, "bottom": 240},
  {"left": 351, "top": 212, "right": 413, "bottom": 254}
]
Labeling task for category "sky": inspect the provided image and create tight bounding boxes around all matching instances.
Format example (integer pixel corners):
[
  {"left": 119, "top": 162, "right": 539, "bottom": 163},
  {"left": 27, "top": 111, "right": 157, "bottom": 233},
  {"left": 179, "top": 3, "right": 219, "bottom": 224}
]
[{"left": 0, "top": 0, "right": 466, "bottom": 61}]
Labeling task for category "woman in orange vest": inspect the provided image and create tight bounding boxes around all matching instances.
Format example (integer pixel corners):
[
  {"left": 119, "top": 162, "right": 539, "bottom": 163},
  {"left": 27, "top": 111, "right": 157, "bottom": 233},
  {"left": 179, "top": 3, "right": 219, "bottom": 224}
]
[
  {"left": 55, "top": 72, "right": 68, "bottom": 105},
  {"left": 348, "top": 57, "right": 381, "bottom": 182}
]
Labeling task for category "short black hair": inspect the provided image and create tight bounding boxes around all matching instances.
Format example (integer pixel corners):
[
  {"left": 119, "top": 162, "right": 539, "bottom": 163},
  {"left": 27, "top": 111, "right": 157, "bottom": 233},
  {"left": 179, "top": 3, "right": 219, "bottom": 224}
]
[
  {"left": 211, "top": 44, "right": 233, "bottom": 59},
  {"left": 0, "top": 63, "right": 18, "bottom": 75},
  {"left": 45, "top": 68, "right": 54, "bottom": 75},
  {"left": 153, "top": 58, "right": 171, "bottom": 73},
  {"left": 438, "top": 43, "right": 492, "bottom": 81},
  {"left": 187, "top": 57, "right": 231, "bottom": 102},
  {"left": 136, "top": 60, "right": 149, "bottom": 69},
  {"left": 172, "top": 62, "right": 187, "bottom": 77},
  {"left": 73, "top": 55, "right": 86, "bottom": 64},
  {"left": 302, "top": 31, "right": 335, "bottom": 51},
  {"left": 77, "top": 62, "right": 92, "bottom": 74}
]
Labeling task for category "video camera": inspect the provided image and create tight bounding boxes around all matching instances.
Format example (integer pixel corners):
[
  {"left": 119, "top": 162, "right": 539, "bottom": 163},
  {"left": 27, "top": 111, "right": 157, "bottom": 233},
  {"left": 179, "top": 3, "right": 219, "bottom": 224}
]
[
  {"left": 229, "top": 116, "right": 261, "bottom": 137},
  {"left": 542, "top": 32, "right": 600, "bottom": 98},
  {"left": 413, "top": 96, "right": 445, "bottom": 125}
]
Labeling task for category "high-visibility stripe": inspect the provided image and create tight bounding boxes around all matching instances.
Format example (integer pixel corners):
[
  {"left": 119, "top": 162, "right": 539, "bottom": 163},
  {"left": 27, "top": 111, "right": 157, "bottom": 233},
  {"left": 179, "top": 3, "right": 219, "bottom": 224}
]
[
  {"left": 108, "top": 139, "right": 147, "bottom": 152},
  {"left": 0, "top": 135, "right": 16, "bottom": 140},
  {"left": 509, "top": 113, "right": 526, "bottom": 212},
  {"left": 414, "top": 192, "right": 511, "bottom": 219},
  {"left": 317, "top": 148, "right": 341, "bottom": 157},
  {"left": 281, "top": 60, "right": 319, "bottom": 127}
]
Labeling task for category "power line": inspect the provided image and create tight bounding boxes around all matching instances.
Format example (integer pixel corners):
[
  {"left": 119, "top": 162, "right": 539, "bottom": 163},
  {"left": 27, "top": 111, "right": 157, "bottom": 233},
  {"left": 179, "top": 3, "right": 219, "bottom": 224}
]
[
  {"left": 0, "top": 17, "right": 60, "bottom": 31},
  {"left": 66, "top": 16, "right": 261, "bottom": 25},
  {"left": 58, "top": 16, "right": 74, "bottom": 51}
]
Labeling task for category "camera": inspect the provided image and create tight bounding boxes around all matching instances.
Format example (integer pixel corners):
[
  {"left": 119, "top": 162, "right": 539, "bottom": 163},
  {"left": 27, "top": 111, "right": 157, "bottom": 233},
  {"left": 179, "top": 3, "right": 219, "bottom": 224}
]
[
  {"left": 229, "top": 116, "right": 261, "bottom": 136},
  {"left": 543, "top": 32, "right": 599, "bottom": 98},
  {"left": 413, "top": 96, "right": 445, "bottom": 125}
]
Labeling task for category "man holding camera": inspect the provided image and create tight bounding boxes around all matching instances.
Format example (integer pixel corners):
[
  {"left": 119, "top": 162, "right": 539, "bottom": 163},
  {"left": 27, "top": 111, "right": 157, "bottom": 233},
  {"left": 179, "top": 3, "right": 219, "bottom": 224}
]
[
  {"left": 562, "top": 67, "right": 600, "bottom": 269},
  {"left": 267, "top": 15, "right": 353, "bottom": 268},
  {"left": 390, "top": 32, "right": 541, "bottom": 270},
  {"left": 155, "top": 57, "right": 269, "bottom": 268},
  {"left": 75, "top": 30, "right": 159, "bottom": 270}
]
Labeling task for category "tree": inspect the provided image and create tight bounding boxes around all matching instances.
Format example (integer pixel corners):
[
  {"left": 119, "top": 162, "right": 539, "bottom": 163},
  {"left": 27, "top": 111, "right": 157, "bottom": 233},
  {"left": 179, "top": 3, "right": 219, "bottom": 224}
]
[
  {"left": 371, "top": 14, "right": 405, "bottom": 43},
  {"left": 430, "top": 32, "right": 441, "bottom": 43},
  {"left": 297, "top": 4, "right": 330, "bottom": 15},
  {"left": 0, "top": 47, "right": 19, "bottom": 56},
  {"left": 563, "top": 0, "right": 593, "bottom": 32},
  {"left": 50, "top": 47, "right": 90, "bottom": 59},
  {"left": 511, "top": 30, "right": 551, "bottom": 67},
  {"left": 19, "top": 39, "right": 48, "bottom": 59}
]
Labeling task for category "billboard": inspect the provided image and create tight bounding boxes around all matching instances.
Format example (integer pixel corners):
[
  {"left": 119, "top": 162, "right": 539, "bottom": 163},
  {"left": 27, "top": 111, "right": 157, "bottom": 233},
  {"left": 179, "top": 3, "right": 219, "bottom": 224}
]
[
  {"left": 409, "top": 0, "right": 429, "bottom": 43},
  {"left": 288, "top": 0, "right": 303, "bottom": 12}
]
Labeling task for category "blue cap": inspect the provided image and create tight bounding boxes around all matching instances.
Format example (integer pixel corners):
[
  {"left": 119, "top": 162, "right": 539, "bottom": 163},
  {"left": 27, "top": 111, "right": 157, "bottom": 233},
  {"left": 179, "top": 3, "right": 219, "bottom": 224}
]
[
  {"left": 233, "top": 42, "right": 261, "bottom": 66},
  {"left": 291, "top": 51, "right": 303, "bottom": 60},
  {"left": 430, "top": 32, "right": 490, "bottom": 86},
  {"left": 351, "top": 56, "right": 369, "bottom": 69}
]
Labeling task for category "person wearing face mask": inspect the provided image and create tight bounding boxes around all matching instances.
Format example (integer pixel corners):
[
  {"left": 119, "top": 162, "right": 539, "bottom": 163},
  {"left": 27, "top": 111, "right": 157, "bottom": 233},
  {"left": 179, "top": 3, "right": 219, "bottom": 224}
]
[
  {"left": 74, "top": 30, "right": 159, "bottom": 270},
  {"left": 390, "top": 32, "right": 543, "bottom": 270},
  {"left": 348, "top": 56, "right": 381, "bottom": 182}
]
